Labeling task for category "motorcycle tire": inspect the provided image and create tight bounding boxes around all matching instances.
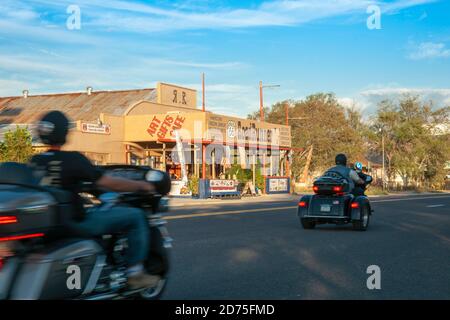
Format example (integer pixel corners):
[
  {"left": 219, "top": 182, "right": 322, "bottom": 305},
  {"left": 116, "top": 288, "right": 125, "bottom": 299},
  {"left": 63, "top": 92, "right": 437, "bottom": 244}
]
[
  {"left": 352, "top": 205, "right": 370, "bottom": 231},
  {"left": 138, "top": 228, "right": 170, "bottom": 300}
]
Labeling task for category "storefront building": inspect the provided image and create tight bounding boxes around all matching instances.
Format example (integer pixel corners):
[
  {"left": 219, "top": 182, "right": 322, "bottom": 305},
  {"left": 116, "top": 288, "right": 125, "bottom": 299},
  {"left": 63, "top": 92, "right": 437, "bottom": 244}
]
[{"left": 0, "top": 83, "right": 292, "bottom": 194}]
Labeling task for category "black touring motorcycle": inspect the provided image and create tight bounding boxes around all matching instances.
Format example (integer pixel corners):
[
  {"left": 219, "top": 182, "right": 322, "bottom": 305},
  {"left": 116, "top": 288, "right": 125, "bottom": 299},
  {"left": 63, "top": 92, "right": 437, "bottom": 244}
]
[
  {"left": 0, "top": 163, "right": 171, "bottom": 300},
  {"left": 298, "top": 172, "right": 373, "bottom": 231}
]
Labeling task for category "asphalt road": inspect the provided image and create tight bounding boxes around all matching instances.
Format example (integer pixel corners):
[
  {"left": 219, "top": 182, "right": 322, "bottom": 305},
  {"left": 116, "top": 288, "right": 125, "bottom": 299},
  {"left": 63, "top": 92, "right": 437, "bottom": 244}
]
[{"left": 162, "top": 194, "right": 450, "bottom": 300}]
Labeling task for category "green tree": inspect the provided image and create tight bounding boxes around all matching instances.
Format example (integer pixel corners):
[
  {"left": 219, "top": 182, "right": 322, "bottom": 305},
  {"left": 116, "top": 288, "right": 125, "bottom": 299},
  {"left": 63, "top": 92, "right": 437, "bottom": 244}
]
[
  {"left": 254, "top": 93, "right": 365, "bottom": 180},
  {"left": 0, "top": 126, "right": 34, "bottom": 163},
  {"left": 371, "top": 95, "right": 450, "bottom": 189}
]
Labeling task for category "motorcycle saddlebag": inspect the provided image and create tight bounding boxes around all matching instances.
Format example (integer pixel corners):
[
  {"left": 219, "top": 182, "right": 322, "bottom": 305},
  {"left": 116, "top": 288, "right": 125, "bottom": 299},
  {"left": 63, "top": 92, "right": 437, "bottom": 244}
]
[
  {"left": 0, "top": 185, "right": 58, "bottom": 238},
  {"left": 9, "top": 239, "right": 103, "bottom": 299}
]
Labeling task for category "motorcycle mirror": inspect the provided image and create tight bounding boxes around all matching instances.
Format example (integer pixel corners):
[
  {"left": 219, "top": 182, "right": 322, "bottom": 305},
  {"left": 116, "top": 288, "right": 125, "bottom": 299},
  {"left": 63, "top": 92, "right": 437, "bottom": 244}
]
[
  {"left": 145, "top": 170, "right": 164, "bottom": 183},
  {"left": 145, "top": 170, "right": 171, "bottom": 195}
]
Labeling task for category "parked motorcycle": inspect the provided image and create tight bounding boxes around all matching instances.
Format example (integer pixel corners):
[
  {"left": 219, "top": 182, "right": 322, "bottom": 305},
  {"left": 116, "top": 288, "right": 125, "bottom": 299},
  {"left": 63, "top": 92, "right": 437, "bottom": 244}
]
[{"left": 0, "top": 163, "right": 171, "bottom": 300}]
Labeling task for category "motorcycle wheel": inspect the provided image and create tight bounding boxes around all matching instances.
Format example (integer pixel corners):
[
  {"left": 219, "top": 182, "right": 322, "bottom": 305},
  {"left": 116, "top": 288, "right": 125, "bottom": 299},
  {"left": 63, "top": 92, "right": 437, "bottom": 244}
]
[
  {"left": 138, "top": 277, "right": 168, "bottom": 300},
  {"left": 352, "top": 205, "right": 370, "bottom": 231},
  {"left": 138, "top": 228, "right": 170, "bottom": 300}
]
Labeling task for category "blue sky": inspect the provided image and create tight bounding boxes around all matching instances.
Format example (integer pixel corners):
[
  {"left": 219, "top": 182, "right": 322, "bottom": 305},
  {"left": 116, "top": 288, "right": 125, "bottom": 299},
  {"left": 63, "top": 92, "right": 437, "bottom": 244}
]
[{"left": 0, "top": 0, "right": 449, "bottom": 117}]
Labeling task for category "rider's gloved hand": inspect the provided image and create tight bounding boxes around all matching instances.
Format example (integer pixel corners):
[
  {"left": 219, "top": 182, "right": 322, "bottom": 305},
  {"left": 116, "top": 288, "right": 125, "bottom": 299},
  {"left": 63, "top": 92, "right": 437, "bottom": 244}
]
[{"left": 138, "top": 181, "right": 155, "bottom": 193}]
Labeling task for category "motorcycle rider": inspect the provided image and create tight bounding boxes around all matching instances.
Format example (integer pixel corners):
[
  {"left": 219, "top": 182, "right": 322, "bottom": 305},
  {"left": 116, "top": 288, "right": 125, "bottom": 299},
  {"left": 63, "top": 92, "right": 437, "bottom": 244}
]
[
  {"left": 353, "top": 162, "right": 368, "bottom": 196},
  {"left": 28, "top": 111, "right": 159, "bottom": 290},
  {"left": 324, "top": 154, "right": 365, "bottom": 194}
]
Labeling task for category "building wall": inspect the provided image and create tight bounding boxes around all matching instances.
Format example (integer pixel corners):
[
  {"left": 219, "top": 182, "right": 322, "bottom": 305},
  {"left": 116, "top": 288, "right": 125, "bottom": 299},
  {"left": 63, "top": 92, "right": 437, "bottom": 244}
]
[
  {"left": 63, "top": 114, "right": 126, "bottom": 164},
  {"left": 126, "top": 101, "right": 203, "bottom": 116}
]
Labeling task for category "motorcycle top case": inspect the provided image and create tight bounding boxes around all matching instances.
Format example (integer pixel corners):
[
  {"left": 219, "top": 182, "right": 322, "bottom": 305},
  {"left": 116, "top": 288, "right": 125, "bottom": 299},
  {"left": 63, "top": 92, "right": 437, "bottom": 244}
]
[
  {"left": 0, "top": 185, "right": 58, "bottom": 237},
  {"left": 313, "top": 176, "right": 349, "bottom": 195}
]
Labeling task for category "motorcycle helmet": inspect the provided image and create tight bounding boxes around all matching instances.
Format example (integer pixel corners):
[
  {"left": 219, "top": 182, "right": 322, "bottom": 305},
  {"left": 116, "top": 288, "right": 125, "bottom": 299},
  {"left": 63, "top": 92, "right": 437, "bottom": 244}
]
[
  {"left": 36, "top": 111, "right": 70, "bottom": 146},
  {"left": 354, "top": 162, "right": 363, "bottom": 172},
  {"left": 335, "top": 154, "right": 347, "bottom": 166}
]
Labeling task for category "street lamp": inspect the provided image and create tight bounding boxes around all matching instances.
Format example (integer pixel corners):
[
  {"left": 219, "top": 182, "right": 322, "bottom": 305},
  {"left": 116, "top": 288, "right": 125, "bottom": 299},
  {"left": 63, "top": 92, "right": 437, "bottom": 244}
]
[
  {"left": 379, "top": 127, "right": 386, "bottom": 190},
  {"left": 259, "top": 82, "right": 281, "bottom": 185},
  {"left": 283, "top": 102, "right": 311, "bottom": 188},
  {"left": 259, "top": 81, "right": 280, "bottom": 121}
]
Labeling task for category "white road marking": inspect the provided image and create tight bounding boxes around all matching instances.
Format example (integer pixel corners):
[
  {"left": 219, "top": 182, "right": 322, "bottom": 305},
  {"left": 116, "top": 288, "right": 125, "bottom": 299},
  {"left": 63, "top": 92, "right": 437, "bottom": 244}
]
[
  {"left": 371, "top": 195, "right": 450, "bottom": 203},
  {"left": 426, "top": 204, "right": 445, "bottom": 208}
]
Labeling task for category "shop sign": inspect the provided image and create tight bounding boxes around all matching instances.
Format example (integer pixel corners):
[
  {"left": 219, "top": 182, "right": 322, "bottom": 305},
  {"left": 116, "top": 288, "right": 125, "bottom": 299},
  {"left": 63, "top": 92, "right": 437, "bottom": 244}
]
[
  {"left": 266, "top": 177, "right": 290, "bottom": 194},
  {"left": 157, "top": 83, "right": 197, "bottom": 109},
  {"left": 207, "top": 114, "right": 291, "bottom": 147},
  {"left": 210, "top": 179, "right": 237, "bottom": 194},
  {"left": 146, "top": 114, "right": 186, "bottom": 140},
  {"left": 170, "top": 180, "right": 191, "bottom": 196},
  {"left": 81, "top": 122, "right": 111, "bottom": 135}
]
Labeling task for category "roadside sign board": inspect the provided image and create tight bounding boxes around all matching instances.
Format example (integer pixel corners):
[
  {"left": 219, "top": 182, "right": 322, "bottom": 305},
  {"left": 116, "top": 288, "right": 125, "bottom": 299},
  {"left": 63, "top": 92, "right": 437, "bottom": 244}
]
[
  {"left": 266, "top": 177, "right": 290, "bottom": 194},
  {"left": 81, "top": 122, "right": 111, "bottom": 135},
  {"left": 210, "top": 179, "right": 237, "bottom": 194}
]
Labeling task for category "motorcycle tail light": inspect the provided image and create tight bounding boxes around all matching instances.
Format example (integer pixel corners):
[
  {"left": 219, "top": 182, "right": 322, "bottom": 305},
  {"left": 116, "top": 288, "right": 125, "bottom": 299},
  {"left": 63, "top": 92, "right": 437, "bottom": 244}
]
[
  {"left": 0, "top": 216, "right": 18, "bottom": 225},
  {"left": 0, "top": 233, "right": 45, "bottom": 242},
  {"left": 351, "top": 202, "right": 359, "bottom": 209},
  {"left": 298, "top": 201, "right": 307, "bottom": 208}
]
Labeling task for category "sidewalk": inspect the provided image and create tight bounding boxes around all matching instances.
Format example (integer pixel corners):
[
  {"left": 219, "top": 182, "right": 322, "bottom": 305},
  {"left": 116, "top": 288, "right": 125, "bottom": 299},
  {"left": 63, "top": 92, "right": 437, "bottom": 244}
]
[
  {"left": 169, "top": 193, "right": 299, "bottom": 207},
  {"left": 168, "top": 190, "right": 450, "bottom": 207}
]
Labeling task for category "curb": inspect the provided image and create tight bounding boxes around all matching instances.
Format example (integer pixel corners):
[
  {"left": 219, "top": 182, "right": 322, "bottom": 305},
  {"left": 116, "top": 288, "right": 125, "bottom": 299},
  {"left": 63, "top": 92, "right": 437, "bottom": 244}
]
[{"left": 168, "top": 192, "right": 448, "bottom": 207}]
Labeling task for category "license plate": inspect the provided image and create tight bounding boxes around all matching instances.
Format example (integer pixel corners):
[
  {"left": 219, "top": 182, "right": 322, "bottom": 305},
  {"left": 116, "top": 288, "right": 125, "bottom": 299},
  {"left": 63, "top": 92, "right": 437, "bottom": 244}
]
[{"left": 320, "top": 204, "right": 332, "bottom": 212}]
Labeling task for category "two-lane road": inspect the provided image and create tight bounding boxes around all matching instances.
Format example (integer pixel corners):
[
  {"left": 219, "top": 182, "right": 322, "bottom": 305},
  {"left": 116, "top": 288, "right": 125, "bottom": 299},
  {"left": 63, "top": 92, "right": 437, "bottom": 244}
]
[{"left": 162, "top": 194, "right": 450, "bottom": 299}]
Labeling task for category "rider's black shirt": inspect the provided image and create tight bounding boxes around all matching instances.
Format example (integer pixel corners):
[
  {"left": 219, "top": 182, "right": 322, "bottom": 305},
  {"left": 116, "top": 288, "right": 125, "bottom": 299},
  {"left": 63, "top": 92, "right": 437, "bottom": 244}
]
[{"left": 28, "top": 150, "right": 103, "bottom": 221}]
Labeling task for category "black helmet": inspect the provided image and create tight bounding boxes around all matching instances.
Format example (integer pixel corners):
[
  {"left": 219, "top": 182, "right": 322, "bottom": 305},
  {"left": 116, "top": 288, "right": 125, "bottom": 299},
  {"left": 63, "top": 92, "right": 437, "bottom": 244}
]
[
  {"left": 37, "top": 111, "right": 70, "bottom": 146},
  {"left": 335, "top": 153, "right": 347, "bottom": 166}
]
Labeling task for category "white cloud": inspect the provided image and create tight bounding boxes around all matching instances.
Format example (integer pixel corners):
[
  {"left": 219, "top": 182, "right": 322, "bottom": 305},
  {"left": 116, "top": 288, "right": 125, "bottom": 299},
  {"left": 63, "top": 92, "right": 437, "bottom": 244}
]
[
  {"left": 22, "top": 0, "right": 437, "bottom": 34},
  {"left": 408, "top": 42, "right": 450, "bottom": 60},
  {"left": 143, "top": 59, "right": 246, "bottom": 69},
  {"left": 359, "top": 87, "right": 450, "bottom": 114}
]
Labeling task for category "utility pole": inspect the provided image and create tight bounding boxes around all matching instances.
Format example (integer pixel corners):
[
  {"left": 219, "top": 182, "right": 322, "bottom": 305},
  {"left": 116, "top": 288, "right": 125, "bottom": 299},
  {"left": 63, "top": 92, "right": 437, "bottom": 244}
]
[
  {"left": 202, "top": 73, "right": 206, "bottom": 112},
  {"left": 285, "top": 102, "right": 290, "bottom": 178},
  {"left": 259, "top": 81, "right": 264, "bottom": 121},
  {"left": 202, "top": 73, "right": 206, "bottom": 180},
  {"left": 285, "top": 102, "right": 289, "bottom": 126},
  {"left": 382, "top": 133, "right": 385, "bottom": 190}
]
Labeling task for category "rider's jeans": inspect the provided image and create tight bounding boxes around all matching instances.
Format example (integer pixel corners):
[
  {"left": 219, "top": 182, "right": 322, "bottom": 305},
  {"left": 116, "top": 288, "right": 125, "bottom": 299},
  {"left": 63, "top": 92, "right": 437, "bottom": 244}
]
[{"left": 76, "top": 205, "right": 150, "bottom": 266}]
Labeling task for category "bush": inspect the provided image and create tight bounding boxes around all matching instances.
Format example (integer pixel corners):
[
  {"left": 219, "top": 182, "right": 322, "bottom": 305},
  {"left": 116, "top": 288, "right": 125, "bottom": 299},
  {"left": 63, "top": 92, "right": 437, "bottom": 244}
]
[
  {"left": 225, "top": 163, "right": 264, "bottom": 190},
  {"left": 187, "top": 175, "right": 199, "bottom": 195},
  {"left": 0, "top": 126, "right": 34, "bottom": 163}
]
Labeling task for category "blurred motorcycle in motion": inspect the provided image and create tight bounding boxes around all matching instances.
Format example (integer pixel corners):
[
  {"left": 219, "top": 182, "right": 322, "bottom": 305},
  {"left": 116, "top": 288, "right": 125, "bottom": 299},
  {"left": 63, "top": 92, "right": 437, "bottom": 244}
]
[{"left": 0, "top": 163, "right": 171, "bottom": 300}]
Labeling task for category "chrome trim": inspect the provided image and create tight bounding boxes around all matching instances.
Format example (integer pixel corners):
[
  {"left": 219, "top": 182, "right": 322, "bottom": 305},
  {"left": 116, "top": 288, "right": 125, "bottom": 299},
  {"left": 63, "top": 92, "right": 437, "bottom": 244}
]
[
  {"left": 84, "top": 293, "right": 119, "bottom": 300},
  {"left": 150, "top": 220, "right": 167, "bottom": 227},
  {"left": 0, "top": 257, "right": 19, "bottom": 300},
  {"left": 82, "top": 255, "right": 106, "bottom": 295},
  {"left": 63, "top": 253, "right": 96, "bottom": 265},
  {"left": 163, "top": 237, "right": 173, "bottom": 249},
  {"left": 18, "top": 204, "right": 49, "bottom": 212},
  {"left": 139, "top": 278, "right": 167, "bottom": 299},
  {"left": 11, "top": 258, "right": 53, "bottom": 299},
  {"left": 304, "top": 215, "right": 348, "bottom": 219}
]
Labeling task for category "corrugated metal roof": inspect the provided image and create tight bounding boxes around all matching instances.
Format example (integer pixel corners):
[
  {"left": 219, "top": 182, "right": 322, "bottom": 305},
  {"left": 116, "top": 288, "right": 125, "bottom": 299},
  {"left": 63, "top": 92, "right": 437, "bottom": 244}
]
[{"left": 0, "top": 88, "right": 156, "bottom": 126}]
